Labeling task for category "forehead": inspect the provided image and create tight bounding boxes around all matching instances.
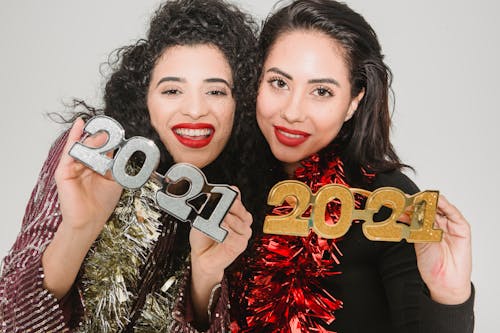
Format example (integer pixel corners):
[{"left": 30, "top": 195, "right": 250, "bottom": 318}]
[
  {"left": 153, "top": 44, "right": 232, "bottom": 78},
  {"left": 264, "top": 30, "right": 350, "bottom": 81}
]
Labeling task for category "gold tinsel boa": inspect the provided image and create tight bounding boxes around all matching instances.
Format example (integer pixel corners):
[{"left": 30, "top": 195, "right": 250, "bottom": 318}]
[{"left": 76, "top": 178, "right": 187, "bottom": 332}]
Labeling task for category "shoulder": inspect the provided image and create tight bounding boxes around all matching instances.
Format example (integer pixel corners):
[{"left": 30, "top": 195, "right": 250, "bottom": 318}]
[{"left": 369, "top": 169, "right": 420, "bottom": 195}]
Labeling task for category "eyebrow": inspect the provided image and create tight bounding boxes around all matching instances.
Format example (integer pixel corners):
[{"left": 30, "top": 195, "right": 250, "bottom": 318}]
[
  {"left": 308, "top": 78, "right": 340, "bottom": 87},
  {"left": 156, "top": 76, "right": 232, "bottom": 89},
  {"left": 156, "top": 76, "right": 184, "bottom": 87},
  {"left": 266, "top": 67, "right": 340, "bottom": 87},
  {"left": 204, "top": 78, "right": 233, "bottom": 89},
  {"left": 266, "top": 67, "right": 292, "bottom": 80}
]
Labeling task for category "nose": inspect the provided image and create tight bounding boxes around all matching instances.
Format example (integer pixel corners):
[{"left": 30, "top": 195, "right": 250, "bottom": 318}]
[
  {"left": 182, "top": 92, "right": 209, "bottom": 119},
  {"left": 280, "top": 91, "right": 306, "bottom": 123}
]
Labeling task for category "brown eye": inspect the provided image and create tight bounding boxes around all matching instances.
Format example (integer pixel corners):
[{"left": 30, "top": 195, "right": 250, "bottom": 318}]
[
  {"left": 207, "top": 89, "right": 228, "bottom": 96},
  {"left": 312, "top": 86, "right": 333, "bottom": 97},
  {"left": 268, "top": 77, "right": 288, "bottom": 90},
  {"left": 162, "top": 88, "right": 181, "bottom": 95}
]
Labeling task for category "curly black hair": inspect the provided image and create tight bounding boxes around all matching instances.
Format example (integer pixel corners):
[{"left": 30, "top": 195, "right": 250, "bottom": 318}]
[
  {"left": 61, "top": 0, "right": 276, "bottom": 223},
  {"left": 102, "top": 0, "right": 259, "bottom": 179}
]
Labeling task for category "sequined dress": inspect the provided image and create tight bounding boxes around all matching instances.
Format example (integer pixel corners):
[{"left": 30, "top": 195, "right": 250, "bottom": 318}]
[{"left": 0, "top": 132, "right": 231, "bottom": 332}]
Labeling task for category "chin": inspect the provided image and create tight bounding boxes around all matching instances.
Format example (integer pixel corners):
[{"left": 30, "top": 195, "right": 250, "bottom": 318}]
[
  {"left": 186, "top": 159, "right": 211, "bottom": 169},
  {"left": 272, "top": 149, "right": 303, "bottom": 164}
]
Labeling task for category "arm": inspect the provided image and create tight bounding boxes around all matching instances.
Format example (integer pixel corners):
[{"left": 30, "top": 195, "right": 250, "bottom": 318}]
[
  {"left": 171, "top": 189, "right": 252, "bottom": 330},
  {"left": 375, "top": 171, "right": 474, "bottom": 332},
  {"left": 189, "top": 190, "right": 252, "bottom": 326},
  {"left": 414, "top": 195, "right": 472, "bottom": 304},
  {"left": 0, "top": 131, "right": 76, "bottom": 332},
  {"left": 414, "top": 194, "right": 474, "bottom": 332},
  {"left": 42, "top": 118, "right": 122, "bottom": 299},
  {"left": 1, "top": 118, "right": 123, "bottom": 331}
]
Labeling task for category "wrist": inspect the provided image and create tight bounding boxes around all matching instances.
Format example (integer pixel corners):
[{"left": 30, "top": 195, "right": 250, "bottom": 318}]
[
  {"left": 190, "top": 256, "right": 224, "bottom": 327},
  {"left": 191, "top": 254, "right": 225, "bottom": 281},
  {"left": 59, "top": 216, "right": 104, "bottom": 245},
  {"left": 429, "top": 282, "right": 472, "bottom": 305}
]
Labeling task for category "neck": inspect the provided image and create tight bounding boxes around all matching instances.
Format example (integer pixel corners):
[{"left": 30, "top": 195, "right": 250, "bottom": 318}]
[{"left": 283, "top": 162, "right": 301, "bottom": 179}]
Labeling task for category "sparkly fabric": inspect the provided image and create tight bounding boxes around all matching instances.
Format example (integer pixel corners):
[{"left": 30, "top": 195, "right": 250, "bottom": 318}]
[
  {"left": 0, "top": 131, "right": 229, "bottom": 332},
  {"left": 170, "top": 265, "right": 231, "bottom": 333},
  {"left": 0, "top": 131, "right": 73, "bottom": 332}
]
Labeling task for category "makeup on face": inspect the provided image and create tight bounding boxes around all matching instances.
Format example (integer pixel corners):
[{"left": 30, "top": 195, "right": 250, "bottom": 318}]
[
  {"left": 273, "top": 125, "right": 310, "bottom": 147},
  {"left": 147, "top": 44, "right": 235, "bottom": 168},
  {"left": 256, "top": 31, "right": 361, "bottom": 168},
  {"left": 172, "top": 123, "right": 215, "bottom": 148}
]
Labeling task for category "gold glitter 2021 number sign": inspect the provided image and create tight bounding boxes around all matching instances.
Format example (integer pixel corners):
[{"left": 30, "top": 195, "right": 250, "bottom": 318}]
[{"left": 263, "top": 180, "right": 443, "bottom": 243}]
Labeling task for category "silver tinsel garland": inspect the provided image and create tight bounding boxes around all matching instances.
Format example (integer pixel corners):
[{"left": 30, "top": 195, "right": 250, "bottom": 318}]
[{"left": 75, "top": 178, "right": 186, "bottom": 332}]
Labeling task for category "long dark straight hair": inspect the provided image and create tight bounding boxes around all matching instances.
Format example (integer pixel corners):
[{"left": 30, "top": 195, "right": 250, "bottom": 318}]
[{"left": 259, "top": 0, "right": 409, "bottom": 185}]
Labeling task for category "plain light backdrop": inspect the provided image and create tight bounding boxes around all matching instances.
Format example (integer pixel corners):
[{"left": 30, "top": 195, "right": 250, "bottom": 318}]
[{"left": 0, "top": 0, "right": 498, "bottom": 331}]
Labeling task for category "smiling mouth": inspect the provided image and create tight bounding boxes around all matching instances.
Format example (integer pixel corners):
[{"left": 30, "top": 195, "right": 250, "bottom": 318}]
[
  {"left": 172, "top": 123, "right": 215, "bottom": 148},
  {"left": 274, "top": 126, "right": 310, "bottom": 147},
  {"left": 174, "top": 128, "right": 212, "bottom": 138}
]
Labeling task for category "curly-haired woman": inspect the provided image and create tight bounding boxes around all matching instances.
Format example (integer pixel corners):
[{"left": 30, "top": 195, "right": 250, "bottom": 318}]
[{"left": 0, "top": 0, "right": 265, "bottom": 332}]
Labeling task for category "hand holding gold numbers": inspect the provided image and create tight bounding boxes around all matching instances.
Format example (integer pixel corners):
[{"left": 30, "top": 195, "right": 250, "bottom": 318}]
[{"left": 263, "top": 180, "right": 443, "bottom": 243}]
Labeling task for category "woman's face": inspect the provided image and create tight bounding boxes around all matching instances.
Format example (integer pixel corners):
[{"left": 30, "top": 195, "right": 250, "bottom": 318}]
[
  {"left": 147, "top": 44, "right": 235, "bottom": 168},
  {"left": 256, "top": 30, "right": 364, "bottom": 170}
]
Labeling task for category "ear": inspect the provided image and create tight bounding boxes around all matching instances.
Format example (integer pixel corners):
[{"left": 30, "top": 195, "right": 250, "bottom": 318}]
[{"left": 344, "top": 88, "right": 365, "bottom": 122}]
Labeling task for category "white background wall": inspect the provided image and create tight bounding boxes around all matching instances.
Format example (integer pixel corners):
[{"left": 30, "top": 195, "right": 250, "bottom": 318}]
[{"left": 0, "top": 0, "right": 498, "bottom": 331}]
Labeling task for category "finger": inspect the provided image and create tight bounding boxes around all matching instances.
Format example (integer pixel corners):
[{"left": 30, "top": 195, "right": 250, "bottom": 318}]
[
  {"left": 230, "top": 185, "right": 241, "bottom": 199},
  {"left": 433, "top": 212, "right": 450, "bottom": 232},
  {"left": 62, "top": 117, "right": 85, "bottom": 158},
  {"left": 83, "top": 131, "right": 108, "bottom": 147},
  {"left": 437, "top": 195, "right": 465, "bottom": 225},
  {"left": 222, "top": 212, "right": 252, "bottom": 237},
  {"left": 57, "top": 118, "right": 88, "bottom": 177},
  {"left": 397, "top": 204, "right": 414, "bottom": 225},
  {"left": 221, "top": 222, "right": 252, "bottom": 254},
  {"left": 227, "top": 188, "right": 252, "bottom": 224}
]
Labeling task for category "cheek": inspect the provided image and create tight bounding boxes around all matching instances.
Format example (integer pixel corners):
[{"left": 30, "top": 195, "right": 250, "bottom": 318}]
[
  {"left": 146, "top": 93, "right": 159, "bottom": 122},
  {"left": 222, "top": 112, "right": 235, "bottom": 136},
  {"left": 256, "top": 89, "right": 277, "bottom": 122},
  {"left": 314, "top": 111, "right": 347, "bottom": 143},
  {"left": 217, "top": 102, "right": 236, "bottom": 138},
  {"left": 147, "top": 95, "right": 176, "bottom": 132}
]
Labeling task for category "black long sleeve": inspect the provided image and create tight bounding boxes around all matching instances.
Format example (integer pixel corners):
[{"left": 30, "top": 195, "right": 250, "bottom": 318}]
[{"left": 327, "top": 170, "right": 474, "bottom": 332}]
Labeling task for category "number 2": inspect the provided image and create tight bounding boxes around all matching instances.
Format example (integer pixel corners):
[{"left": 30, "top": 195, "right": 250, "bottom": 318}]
[
  {"left": 69, "top": 115, "right": 160, "bottom": 189},
  {"left": 69, "top": 116, "right": 123, "bottom": 175},
  {"left": 263, "top": 181, "right": 311, "bottom": 237}
]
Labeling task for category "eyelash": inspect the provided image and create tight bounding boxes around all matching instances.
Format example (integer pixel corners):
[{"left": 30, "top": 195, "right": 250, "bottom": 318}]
[
  {"left": 268, "top": 76, "right": 288, "bottom": 90},
  {"left": 207, "top": 89, "right": 228, "bottom": 96},
  {"left": 161, "top": 89, "right": 228, "bottom": 96},
  {"left": 267, "top": 77, "right": 334, "bottom": 98},
  {"left": 313, "top": 86, "right": 334, "bottom": 97},
  {"left": 161, "top": 88, "right": 181, "bottom": 95}
]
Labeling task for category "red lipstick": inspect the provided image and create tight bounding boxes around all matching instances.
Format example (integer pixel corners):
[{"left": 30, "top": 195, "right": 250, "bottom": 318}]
[
  {"left": 274, "top": 125, "right": 310, "bottom": 147},
  {"left": 172, "top": 123, "right": 215, "bottom": 148}
]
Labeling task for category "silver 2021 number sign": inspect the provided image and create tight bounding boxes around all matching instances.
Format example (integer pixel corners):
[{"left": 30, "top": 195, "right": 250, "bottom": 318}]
[{"left": 69, "top": 115, "right": 236, "bottom": 242}]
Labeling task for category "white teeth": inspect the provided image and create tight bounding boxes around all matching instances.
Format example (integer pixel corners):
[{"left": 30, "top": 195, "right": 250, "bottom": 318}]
[
  {"left": 174, "top": 128, "right": 212, "bottom": 137},
  {"left": 278, "top": 129, "right": 303, "bottom": 139}
]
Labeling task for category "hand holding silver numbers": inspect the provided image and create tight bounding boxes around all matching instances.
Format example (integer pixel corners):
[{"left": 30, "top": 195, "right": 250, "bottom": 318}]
[{"left": 69, "top": 115, "right": 236, "bottom": 242}]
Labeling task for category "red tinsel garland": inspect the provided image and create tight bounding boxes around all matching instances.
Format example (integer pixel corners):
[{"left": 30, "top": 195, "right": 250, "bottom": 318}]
[{"left": 230, "top": 152, "right": 374, "bottom": 333}]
